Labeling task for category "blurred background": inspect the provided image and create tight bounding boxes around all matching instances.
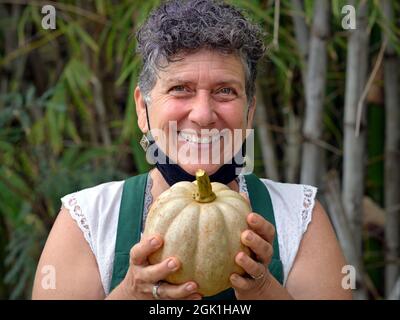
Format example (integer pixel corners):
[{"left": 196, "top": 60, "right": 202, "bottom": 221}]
[{"left": 0, "top": 0, "right": 399, "bottom": 300}]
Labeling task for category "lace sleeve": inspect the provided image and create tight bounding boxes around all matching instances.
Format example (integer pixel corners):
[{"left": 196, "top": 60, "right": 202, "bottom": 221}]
[
  {"left": 301, "top": 185, "right": 318, "bottom": 233},
  {"left": 237, "top": 175, "right": 248, "bottom": 195},
  {"left": 61, "top": 193, "right": 94, "bottom": 253},
  {"left": 141, "top": 174, "right": 154, "bottom": 232}
]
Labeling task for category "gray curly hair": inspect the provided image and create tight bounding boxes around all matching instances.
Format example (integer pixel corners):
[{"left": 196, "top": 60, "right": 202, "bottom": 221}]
[{"left": 136, "top": 0, "right": 266, "bottom": 106}]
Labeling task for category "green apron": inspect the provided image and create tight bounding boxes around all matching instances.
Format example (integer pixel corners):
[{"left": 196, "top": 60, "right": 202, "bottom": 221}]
[{"left": 109, "top": 173, "right": 283, "bottom": 299}]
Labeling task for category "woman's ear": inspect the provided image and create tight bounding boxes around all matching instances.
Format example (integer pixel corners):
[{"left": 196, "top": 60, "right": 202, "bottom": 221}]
[{"left": 134, "top": 86, "right": 148, "bottom": 133}]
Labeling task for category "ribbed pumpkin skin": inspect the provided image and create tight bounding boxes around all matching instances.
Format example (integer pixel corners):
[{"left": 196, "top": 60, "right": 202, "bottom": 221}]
[{"left": 143, "top": 181, "right": 252, "bottom": 297}]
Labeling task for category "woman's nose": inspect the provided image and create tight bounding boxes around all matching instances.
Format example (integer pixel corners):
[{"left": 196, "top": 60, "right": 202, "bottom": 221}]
[{"left": 187, "top": 92, "right": 217, "bottom": 127}]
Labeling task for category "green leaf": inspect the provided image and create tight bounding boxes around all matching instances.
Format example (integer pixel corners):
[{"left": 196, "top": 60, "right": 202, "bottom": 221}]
[
  {"left": 71, "top": 23, "right": 99, "bottom": 53},
  {"left": 116, "top": 56, "right": 140, "bottom": 86},
  {"left": 46, "top": 108, "right": 62, "bottom": 155}
]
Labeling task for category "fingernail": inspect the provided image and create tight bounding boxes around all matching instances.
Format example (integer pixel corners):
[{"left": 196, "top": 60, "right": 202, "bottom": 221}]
[
  {"left": 231, "top": 274, "right": 238, "bottom": 281},
  {"left": 186, "top": 283, "right": 195, "bottom": 291},
  {"left": 246, "top": 231, "right": 253, "bottom": 241},
  {"left": 168, "top": 259, "right": 177, "bottom": 269},
  {"left": 150, "top": 237, "right": 160, "bottom": 247},
  {"left": 250, "top": 214, "right": 257, "bottom": 224}
]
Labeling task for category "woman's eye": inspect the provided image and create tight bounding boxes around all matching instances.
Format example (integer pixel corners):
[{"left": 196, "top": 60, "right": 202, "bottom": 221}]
[
  {"left": 170, "top": 85, "right": 187, "bottom": 92},
  {"left": 218, "top": 87, "right": 235, "bottom": 95}
]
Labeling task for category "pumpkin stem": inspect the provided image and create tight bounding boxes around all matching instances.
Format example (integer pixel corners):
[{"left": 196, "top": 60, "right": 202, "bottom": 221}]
[{"left": 193, "top": 169, "right": 216, "bottom": 203}]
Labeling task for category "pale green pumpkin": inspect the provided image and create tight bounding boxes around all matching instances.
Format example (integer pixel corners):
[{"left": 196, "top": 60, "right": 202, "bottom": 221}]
[{"left": 143, "top": 169, "right": 251, "bottom": 296}]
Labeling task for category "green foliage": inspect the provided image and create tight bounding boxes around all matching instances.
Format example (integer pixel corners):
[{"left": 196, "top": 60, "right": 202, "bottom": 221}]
[
  {"left": 0, "top": 87, "right": 126, "bottom": 298},
  {"left": 0, "top": 0, "right": 168, "bottom": 299}
]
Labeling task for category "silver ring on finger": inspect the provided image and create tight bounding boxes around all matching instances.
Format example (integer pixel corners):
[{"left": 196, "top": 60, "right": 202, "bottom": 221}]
[
  {"left": 251, "top": 264, "right": 266, "bottom": 280},
  {"left": 152, "top": 281, "right": 162, "bottom": 300}
]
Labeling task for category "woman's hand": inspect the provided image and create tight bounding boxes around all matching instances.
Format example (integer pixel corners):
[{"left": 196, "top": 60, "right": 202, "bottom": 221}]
[
  {"left": 118, "top": 235, "right": 202, "bottom": 300},
  {"left": 230, "top": 210, "right": 276, "bottom": 299}
]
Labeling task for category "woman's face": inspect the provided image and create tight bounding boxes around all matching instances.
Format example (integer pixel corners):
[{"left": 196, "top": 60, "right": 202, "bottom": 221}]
[{"left": 135, "top": 48, "right": 255, "bottom": 176}]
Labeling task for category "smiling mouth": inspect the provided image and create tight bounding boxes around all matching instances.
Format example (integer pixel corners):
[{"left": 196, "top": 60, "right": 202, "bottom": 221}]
[{"left": 177, "top": 131, "right": 225, "bottom": 144}]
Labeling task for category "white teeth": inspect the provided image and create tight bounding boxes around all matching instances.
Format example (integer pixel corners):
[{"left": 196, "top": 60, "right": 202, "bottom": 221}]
[{"left": 179, "top": 131, "right": 221, "bottom": 144}]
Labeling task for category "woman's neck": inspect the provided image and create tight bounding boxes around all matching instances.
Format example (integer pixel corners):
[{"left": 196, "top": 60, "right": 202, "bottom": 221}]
[{"left": 149, "top": 168, "right": 239, "bottom": 199}]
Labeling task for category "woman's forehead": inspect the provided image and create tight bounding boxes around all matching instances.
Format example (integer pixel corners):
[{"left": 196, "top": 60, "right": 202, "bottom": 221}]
[{"left": 157, "top": 49, "right": 246, "bottom": 86}]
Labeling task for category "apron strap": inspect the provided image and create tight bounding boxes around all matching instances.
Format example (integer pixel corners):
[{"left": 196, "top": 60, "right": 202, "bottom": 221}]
[
  {"left": 109, "top": 173, "right": 283, "bottom": 297},
  {"left": 109, "top": 173, "right": 148, "bottom": 292},
  {"left": 243, "top": 174, "right": 281, "bottom": 266}
]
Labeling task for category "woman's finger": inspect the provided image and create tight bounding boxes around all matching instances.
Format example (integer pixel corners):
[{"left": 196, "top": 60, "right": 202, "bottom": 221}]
[
  {"left": 246, "top": 213, "right": 275, "bottom": 245},
  {"left": 241, "top": 230, "right": 273, "bottom": 264},
  {"left": 140, "top": 257, "right": 181, "bottom": 283},
  {"left": 230, "top": 273, "right": 252, "bottom": 291},
  {"left": 235, "top": 251, "right": 265, "bottom": 280},
  {"left": 155, "top": 281, "right": 201, "bottom": 300},
  {"left": 130, "top": 235, "right": 163, "bottom": 265}
]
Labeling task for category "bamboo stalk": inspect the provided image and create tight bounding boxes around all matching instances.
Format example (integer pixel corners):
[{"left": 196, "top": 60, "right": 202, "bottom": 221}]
[
  {"left": 288, "top": 1, "right": 309, "bottom": 182},
  {"left": 388, "top": 277, "right": 400, "bottom": 300},
  {"left": 283, "top": 110, "right": 301, "bottom": 183},
  {"left": 290, "top": 0, "right": 309, "bottom": 87},
  {"left": 300, "top": 0, "right": 330, "bottom": 186},
  {"left": 324, "top": 170, "right": 369, "bottom": 295},
  {"left": 325, "top": 171, "right": 356, "bottom": 266},
  {"left": 91, "top": 76, "right": 112, "bottom": 147},
  {"left": 355, "top": 40, "right": 386, "bottom": 137},
  {"left": 342, "top": 0, "right": 369, "bottom": 300},
  {"left": 273, "top": 0, "right": 280, "bottom": 50},
  {"left": 255, "top": 84, "right": 280, "bottom": 181},
  {"left": 382, "top": 0, "right": 400, "bottom": 299}
]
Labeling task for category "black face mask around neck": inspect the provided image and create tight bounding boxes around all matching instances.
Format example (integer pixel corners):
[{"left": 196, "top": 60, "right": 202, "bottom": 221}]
[{"left": 150, "top": 138, "right": 246, "bottom": 186}]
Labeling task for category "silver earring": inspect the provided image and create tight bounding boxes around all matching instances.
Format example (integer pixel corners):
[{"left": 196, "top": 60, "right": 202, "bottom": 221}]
[{"left": 140, "top": 134, "right": 151, "bottom": 152}]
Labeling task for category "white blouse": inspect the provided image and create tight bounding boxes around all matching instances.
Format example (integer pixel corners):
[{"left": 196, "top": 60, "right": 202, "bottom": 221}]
[{"left": 60, "top": 174, "right": 317, "bottom": 296}]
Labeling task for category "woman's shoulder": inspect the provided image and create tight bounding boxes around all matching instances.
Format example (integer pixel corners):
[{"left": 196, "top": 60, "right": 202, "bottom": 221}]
[
  {"left": 59, "top": 180, "right": 125, "bottom": 254},
  {"left": 259, "top": 178, "right": 318, "bottom": 231},
  {"left": 60, "top": 180, "right": 125, "bottom": 219},
  {"left": 260, "top": 178, "right": 317, "bottom": 198},
  {"left": 61, "top": 179, "right": 125, "bottom": 204},
  {"left": 60, "top": 179, "right": 126, "bottom": 221}
]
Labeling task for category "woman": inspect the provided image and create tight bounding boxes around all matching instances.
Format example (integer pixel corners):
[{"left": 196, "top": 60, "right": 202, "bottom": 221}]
[{"left": 32, "top": 0, "right": 351, "bottom": 300}]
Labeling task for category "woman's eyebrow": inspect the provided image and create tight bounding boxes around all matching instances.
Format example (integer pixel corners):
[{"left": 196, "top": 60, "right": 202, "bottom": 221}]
[
  {"left": 163, "top": 77, "right": 194, "bottom": 86},
  {"left": 214, "top": 79, "right": 243, "bottom": 90},
  {"left": 162, "top": 77, "right": 243, "bottom": 89}
]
